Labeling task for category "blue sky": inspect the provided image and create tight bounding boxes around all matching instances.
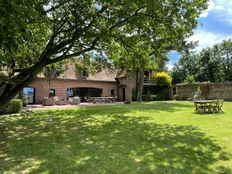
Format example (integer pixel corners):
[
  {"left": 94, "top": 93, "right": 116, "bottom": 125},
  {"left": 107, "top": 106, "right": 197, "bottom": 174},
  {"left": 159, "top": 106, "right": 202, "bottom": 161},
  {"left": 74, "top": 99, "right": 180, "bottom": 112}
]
[{"left": 167, "top": 0, "right": 232, "bottom": 70}]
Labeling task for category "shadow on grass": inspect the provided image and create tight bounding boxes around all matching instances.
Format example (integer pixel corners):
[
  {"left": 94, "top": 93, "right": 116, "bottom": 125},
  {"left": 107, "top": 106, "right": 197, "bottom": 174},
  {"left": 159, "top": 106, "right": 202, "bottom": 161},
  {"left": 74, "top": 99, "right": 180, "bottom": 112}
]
[{"left": 0, "top": 103, "right": 231, "bottom": 173}]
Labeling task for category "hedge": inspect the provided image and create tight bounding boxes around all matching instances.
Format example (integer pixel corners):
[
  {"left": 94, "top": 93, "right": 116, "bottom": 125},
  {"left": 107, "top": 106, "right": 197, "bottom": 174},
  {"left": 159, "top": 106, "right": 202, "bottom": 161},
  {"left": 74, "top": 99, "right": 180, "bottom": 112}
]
[{"left": 0, "top": 99, "right": 23, "bottom": 115}]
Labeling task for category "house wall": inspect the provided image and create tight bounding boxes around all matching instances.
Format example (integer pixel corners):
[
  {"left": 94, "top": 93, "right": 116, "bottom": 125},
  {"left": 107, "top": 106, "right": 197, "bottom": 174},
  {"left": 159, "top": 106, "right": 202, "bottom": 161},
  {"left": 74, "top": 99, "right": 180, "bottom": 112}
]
[
  {"left": 28, "top": 78, "right": 117, "bottom": 104},
  {"left": 175, "top": 83, "right": 232, "bottom": 101},
  {"left": 118, "top": 73, "right": 137, "bottom": 101}
]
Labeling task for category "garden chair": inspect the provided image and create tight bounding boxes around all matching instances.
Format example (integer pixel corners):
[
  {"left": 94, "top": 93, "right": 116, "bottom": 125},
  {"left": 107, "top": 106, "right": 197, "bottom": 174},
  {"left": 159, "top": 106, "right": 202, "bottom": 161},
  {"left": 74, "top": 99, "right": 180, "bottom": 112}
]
[
  {"left": 209, "top": 100, "right": 219, "bottom": 113},
  {"left": 210, "top": 99, "right": 224, "bottom": 113},
  {"left": 217, "top": 99, "right": 224, "bottom": 113}
]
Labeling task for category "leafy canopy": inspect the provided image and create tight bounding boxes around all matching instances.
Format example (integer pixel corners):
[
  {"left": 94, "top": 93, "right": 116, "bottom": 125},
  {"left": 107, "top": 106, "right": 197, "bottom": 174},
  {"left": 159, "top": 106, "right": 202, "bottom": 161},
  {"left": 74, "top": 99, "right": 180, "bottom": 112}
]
[
  {"left": 172, "top": 39, "right": 232, "bottom": 84},
  {"left": 0, "top": 0, "right": 208, "bottom": 77},
  {"left": 0, "top": 0, "right": 208, "bottom": 104}
]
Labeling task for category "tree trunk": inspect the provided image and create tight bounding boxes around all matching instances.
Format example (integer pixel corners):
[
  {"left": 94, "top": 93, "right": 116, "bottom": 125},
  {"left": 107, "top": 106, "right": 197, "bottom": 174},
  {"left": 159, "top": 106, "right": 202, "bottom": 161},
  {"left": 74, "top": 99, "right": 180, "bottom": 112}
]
[
  {"left": 0, "top": 58, "right": 48, "bottom": 107},
  {"left": 127, "top": 76, "right": 132, "bottom": 103},
  {"left": 136, "top": 69, "right": 144, "bottom": 102}
]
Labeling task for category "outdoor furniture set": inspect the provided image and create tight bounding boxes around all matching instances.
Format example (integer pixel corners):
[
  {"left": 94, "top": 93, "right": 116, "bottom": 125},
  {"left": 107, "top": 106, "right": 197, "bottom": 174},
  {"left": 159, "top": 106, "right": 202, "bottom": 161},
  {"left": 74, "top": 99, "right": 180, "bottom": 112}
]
[
  {"left": 87, "top": 97, "right": 117, "bottom": 103},
  {"left": 193, "top": 99, "right": 224, "bottom": 113},
  {"left": 42, "top": 96, "right": 117, "bottom": 106},
  {"left": 42, "top": 96, "right": 80, "bottom": 106}
]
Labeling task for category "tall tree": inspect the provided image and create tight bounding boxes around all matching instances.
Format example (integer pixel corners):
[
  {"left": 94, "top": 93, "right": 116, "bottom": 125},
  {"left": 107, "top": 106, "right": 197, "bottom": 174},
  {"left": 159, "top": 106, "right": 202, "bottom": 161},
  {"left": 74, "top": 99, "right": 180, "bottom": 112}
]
[
  {"left": 219, "top": 40, "right": 232, "bottom": 81},
  {"left": 172, "top": 39, "right": 232, "bottom": 84},
  {"left": 108, "top": 37, "right": 158, "bottom": 101},
  {"left": 0, "top": 0, "right": 208, "bottom": 106}
]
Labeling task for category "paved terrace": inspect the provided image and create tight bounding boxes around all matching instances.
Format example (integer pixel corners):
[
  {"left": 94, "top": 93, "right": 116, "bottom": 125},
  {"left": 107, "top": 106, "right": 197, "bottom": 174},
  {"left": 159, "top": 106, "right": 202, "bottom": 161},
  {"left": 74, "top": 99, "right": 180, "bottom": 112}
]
[{"left": 23, "top": 102, "right": 125, "bottom": 111}]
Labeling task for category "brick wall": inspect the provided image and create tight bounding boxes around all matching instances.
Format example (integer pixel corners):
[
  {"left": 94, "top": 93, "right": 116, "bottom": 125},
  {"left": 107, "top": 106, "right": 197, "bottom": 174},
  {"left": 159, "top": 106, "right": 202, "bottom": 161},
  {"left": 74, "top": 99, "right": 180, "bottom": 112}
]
[
  {"left": 175, "top": 83, "right": 232, "bottom": 101},
  {"left": 28, "top": 78, "right": 117, "bottom": 104},
  {"left": 118, "top": 73, "right": 137, "bottom": 101}
]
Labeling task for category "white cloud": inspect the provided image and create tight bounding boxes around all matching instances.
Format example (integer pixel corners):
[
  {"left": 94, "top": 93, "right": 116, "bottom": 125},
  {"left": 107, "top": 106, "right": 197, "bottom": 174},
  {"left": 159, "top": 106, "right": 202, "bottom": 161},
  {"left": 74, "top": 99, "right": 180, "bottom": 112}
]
[
  {"left": 214, "top": 5, "right": 225, "bottom": 11},
  {"left": 200, "top": 0, "right": 215, "bottom": 17},
  {"left": 200, "top": 0, "right": 232, "bottom": 24},
  {"left": 213, "top": 0, "right": 232, "bottom": 24},
  {"left": 166, "top": 63, "right": 174, "bottom": 71},
  {"left": 188, "top": 30, "right": 232, "bottom": 51}
]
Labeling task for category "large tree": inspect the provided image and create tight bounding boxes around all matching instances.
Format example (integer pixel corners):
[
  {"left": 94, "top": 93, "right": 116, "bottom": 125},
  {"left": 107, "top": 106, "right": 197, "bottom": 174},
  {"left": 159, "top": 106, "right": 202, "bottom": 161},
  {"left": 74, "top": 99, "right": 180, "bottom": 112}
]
[
  {"left": 0, "top": 0, "right": 208, "bottom": 106},
  {"left": 107, "top": 37, "right": 168, "bottom": 102},
  {"left": 172, "top": 39, "right": 232, "bottom": 84}
]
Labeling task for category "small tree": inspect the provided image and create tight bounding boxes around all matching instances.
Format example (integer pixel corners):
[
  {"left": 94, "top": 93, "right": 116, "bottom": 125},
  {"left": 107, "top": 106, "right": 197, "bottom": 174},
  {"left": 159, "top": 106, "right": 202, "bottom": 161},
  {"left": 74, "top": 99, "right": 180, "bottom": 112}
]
[{"left": 154, "top": 72, "right": 172, "bottom": 87}]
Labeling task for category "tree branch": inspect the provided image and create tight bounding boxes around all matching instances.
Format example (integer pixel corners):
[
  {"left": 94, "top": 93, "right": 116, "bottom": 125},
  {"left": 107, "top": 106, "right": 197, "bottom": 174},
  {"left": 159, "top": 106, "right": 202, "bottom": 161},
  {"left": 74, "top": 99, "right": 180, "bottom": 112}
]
[{"left": 47, "top": 36, "right": 100, "bottom": 64}]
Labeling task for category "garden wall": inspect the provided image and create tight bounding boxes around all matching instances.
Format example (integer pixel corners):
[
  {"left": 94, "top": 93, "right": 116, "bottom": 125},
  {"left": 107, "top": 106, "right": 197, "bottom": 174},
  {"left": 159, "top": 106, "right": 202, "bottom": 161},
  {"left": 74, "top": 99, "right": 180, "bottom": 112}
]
[{"left": 175, "top": 82, "right": 232, "bottom": 101}]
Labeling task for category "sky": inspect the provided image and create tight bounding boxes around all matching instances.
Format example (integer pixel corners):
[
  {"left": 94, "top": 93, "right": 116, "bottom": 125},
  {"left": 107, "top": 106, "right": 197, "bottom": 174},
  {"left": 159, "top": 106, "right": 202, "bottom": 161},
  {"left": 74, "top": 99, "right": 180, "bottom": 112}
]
[{"left": 167, "top": 0, "right": 232, "bottom": 70}]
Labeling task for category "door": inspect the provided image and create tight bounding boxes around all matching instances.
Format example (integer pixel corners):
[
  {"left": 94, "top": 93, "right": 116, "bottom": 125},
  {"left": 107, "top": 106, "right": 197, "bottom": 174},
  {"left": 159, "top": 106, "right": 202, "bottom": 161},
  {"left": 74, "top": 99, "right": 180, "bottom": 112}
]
[
  {"left": 122, "top": 87, "right": 126, "bottom": 101},
  {"left": 23, "top": 87, "right": 35, "bottom": 104}
]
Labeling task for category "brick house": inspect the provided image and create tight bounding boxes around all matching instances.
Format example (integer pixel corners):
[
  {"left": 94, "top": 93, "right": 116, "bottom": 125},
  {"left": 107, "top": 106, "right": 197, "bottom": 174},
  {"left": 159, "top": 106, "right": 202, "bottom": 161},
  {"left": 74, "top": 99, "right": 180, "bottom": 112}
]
[{"left": 23, "top": 64, "right": 157, "bottom": 104}]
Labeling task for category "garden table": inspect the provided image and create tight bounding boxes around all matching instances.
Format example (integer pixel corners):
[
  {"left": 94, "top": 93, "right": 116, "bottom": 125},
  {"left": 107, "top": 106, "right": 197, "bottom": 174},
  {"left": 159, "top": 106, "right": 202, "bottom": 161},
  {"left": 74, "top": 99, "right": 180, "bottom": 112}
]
[
  {"left": 88, "top": 97, "right": 117, "bottom": 103},
  {"left": 193, "top": 100, "right": 215, "bottom": 113}
]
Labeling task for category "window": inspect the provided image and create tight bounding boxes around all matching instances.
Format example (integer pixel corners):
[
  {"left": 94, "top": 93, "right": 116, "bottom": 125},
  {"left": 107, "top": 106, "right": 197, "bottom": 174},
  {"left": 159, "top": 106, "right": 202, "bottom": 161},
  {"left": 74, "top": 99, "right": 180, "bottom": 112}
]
[
  {"left": 82, "top": 70, "right": 89, "bottom": 78},
  {"left": 49, "top": 89, "right": 56, "bottom": 97},
  {"left": 111, "top": 89, "right": 115, "bottom": 96},
  {"left": 23, "top": 87, "right": 35, "bottom": 104},
  {"left": 67, "top": 87, "right": 102, "bottom": 101}
]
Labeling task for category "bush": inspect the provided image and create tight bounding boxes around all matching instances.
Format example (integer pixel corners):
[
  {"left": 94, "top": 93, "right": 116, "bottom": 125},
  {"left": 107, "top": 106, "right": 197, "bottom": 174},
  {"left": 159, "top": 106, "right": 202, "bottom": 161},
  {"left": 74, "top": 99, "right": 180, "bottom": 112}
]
[
  {"left": 9, "top": 99, "right": 23, "bottom": 113},
  {"left": 153, "top": 72, "right": 172, "bottom": 87},
  {"left": 142, "top": 94, "right": 152, "bottom": 101},
  {"left": 155, "top": 88, "right": 170, "bottom": 100},
  {"left": 0, "top": 99, "right": 23, "bottom": 115},
  {"left": 184, "top": 75, "right": 195, "bottom": 84}
]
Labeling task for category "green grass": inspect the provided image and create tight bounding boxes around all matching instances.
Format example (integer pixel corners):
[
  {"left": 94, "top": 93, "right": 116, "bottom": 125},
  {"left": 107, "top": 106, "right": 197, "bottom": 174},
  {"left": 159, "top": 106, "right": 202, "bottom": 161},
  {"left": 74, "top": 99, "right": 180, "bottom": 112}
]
[{"left": 1, "top": 101, "right": 232, "bottom": 174}]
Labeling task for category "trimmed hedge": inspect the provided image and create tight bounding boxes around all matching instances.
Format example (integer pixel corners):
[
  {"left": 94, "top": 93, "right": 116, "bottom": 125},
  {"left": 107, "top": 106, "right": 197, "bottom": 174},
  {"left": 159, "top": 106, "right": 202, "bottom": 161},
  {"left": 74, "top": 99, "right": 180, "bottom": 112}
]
[{"left": 0, "top": 99, "right": 23, "bottom": 115}]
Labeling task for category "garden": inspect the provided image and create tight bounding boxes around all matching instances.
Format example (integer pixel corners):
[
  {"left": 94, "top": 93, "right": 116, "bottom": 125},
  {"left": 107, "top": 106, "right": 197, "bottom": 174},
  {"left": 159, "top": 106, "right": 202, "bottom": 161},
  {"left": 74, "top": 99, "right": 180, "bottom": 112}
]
[
  {"left": 1, "top": 1, "right": 232, "bottom": 174},
  {"left": 1, "top": 101, "right": 232, "bottom": 173}
]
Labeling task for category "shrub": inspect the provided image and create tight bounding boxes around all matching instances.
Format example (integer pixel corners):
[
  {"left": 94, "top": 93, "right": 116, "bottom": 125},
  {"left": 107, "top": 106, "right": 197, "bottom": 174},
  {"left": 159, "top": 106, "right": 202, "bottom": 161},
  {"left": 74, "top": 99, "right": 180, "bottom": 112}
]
[
  {"left": 142, "top": 94, "right": 152, "bottom": 101},
  {"left": 184, "top": 75, "right": 195, "bottom": 84},
  {"left": 9, "top": 99, "right": 23, "bottom": 113},
  {"left": 155, "top": 88, "right": 170, "bottom": 100},
  {"left": 153, "top": 72, "right": 172, "bottom": 87},
  {"left": 0, "top": 99, "right": 23, "bottom": 115},
  {"left": 173, "top": 94, "right": 179, "bottom": 100}
]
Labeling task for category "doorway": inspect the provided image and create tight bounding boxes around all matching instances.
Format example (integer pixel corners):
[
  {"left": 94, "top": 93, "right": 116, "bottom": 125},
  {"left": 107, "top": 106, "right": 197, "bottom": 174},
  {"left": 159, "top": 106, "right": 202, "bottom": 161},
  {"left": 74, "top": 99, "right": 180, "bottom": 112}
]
[
  {"left": 122, "top": 87, "right": 126, "bottom": 101},
  {"left": 23, "top": 87, "right": 35, "bottom": 104}
]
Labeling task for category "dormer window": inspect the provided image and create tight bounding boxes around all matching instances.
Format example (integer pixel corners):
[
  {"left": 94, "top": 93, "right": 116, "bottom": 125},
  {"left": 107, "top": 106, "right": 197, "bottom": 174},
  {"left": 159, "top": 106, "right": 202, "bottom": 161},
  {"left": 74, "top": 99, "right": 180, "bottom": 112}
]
[{"left": 82, "top": 70, "right": 89, "bottom": 78}]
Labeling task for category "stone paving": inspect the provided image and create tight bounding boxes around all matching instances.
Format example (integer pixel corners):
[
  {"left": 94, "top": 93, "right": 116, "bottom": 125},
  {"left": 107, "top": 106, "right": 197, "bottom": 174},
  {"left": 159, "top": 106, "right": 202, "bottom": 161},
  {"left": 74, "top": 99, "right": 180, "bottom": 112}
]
[{"left": 23, "top": 102, "right": 125, "bottom": 111}]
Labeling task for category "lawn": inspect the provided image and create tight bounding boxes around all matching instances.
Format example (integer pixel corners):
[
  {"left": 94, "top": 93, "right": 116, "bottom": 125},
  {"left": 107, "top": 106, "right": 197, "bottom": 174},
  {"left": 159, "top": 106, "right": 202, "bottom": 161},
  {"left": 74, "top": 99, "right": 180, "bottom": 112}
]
[{"left": 0, "top": 101, "right": 232, "bottom": 174}]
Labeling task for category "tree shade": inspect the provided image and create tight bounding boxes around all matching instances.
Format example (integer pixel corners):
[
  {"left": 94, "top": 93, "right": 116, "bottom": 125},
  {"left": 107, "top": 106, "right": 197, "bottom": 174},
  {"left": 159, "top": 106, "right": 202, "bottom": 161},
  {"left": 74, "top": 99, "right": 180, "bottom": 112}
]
[{"left": 0, "top": 0, "right": 208, "bottom": 106}]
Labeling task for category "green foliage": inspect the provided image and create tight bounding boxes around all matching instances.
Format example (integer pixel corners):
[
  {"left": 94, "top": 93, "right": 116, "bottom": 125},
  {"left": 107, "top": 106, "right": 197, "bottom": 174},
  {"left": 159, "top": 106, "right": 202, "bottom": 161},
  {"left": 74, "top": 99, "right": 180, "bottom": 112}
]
[
  {"left": 9, "top": 99, "right": 23, "bottom": 113},
  {"left": 142, "top": 94, "right": 153, "bottom": 101},
  {"left": 0, "top": 0, "right": 208, "bottom": 76},
  {"left": 154, "top": 72, "right": 172, "bottom": 87},
  {"left": 0, "top": 0, "right": 49, "bottom": 77},
  {"left": 43, "top": 61, "right": 68, "bottom": 78},
  {"left": 184, "top": 75, "right": 196, "bottom": 84},
  {"left": 73, "top": 55, "right": 112, "bottom": 75},
  {"left": 156, "top": 88, "right": 170, "bottom": 100},
  {"left": 0, "top": 0, "right": 208, "bottom": 104},
  {"left": 172, "top": 39, "right": 232, "bottom": 84},
  {"left": 0, "top": 99, "right": 23, "bottom": 114}
]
